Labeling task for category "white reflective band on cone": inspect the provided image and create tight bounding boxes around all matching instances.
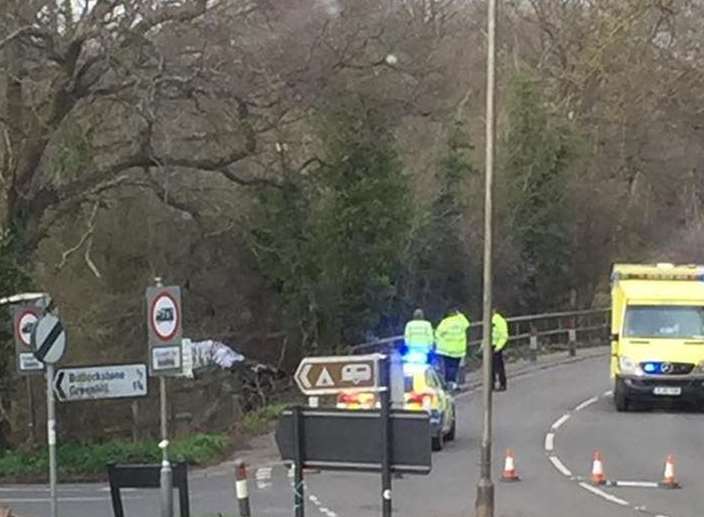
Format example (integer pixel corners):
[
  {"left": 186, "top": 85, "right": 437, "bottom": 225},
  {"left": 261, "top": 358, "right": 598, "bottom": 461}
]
[{"left": 236, "top": 479, "right": 248, "bottom": 499}]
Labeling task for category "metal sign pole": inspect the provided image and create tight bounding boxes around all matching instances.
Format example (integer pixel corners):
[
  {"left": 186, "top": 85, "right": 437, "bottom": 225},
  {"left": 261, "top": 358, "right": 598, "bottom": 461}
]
[
  {"left": 475, "top": 0, "right": 497, "bottom": 515},
  {"left": 153, "top": 276, "right": 174, "bottom": 517},
  {"left": 46, "top": 363, "right": 58, "bottom": 517},
  {"left": 380, "top": 356, "right": 392, "bottom": 517},
  {"left": 27, "top": 376, "right": 36, "bottom": 444},
  {"left": 292, "top": 406, "right": 305, "bottom": 517},
  {"left": 160, "top": 439, "right": 173, "bottom": 517}
]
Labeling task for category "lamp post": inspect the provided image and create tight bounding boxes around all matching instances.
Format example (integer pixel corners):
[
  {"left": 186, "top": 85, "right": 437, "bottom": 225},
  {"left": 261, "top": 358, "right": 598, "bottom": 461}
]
[{"left": 475, "top": 0, "right": 498, "bottom": 515}]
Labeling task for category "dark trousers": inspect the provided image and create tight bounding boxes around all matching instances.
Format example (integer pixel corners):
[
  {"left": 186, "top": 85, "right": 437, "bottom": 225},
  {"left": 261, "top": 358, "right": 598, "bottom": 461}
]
[
  {"left": 441, "top": 356, "right": 461, "bottom": 385},
  {"left": 493, "top": 349, "right": 506, "bottom": 388}
]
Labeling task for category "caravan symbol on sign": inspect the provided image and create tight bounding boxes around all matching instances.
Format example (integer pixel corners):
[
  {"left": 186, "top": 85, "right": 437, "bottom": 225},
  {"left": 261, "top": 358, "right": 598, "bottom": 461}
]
[{"left": 294, "top": 354, "right": 382, "bottom": 396}]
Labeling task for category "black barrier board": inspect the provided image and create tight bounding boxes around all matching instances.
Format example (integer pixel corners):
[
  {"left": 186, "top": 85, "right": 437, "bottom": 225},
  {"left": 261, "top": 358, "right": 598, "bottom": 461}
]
[
  {"left": 275, "top": 407, "right": 431, "bottom": 474},
  {"left": 107, "top": 462, "right": 190, "bottom": 517}
]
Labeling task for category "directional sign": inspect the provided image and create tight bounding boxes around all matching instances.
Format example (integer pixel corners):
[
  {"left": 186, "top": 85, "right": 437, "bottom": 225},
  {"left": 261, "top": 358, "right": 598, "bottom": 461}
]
[
  {"left": 146, "top": 286, "right": 183, "bottom": 376},
  {"left": 30, "top": 313, "right": 66, "bottom": 365},
  {"left": 13, "top": 306, "right": 44, "bottom": 374},
  {"left": 53, "top": 364, "right": 148, "bottom": 402},
  {"left": 294, "top": 354, "right": 382, "bottom": 395},
  {"left": 275, "top": 407, "right": 431, "bottom": 474}
]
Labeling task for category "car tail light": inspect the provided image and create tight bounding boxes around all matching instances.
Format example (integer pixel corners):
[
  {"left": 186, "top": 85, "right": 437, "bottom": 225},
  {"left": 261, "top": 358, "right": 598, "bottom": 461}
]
[
  {"left": 407, "top": 392, "right": 435, "bottom": 411},
  {"left": 337, "top": 393, "right": 357, "bottom": 404},
  {"left": 337, "top": 392, "right": 376, "bottom": 407}
]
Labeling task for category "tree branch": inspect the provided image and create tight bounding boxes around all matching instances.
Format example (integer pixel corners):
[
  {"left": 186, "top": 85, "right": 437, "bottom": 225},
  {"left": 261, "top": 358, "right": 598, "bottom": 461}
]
[
  {"left": 55, "top": 201, "right": 100, "bottom": 274},
  {"left": 0, "top": 26, "right": 51, "bottom": 52}
]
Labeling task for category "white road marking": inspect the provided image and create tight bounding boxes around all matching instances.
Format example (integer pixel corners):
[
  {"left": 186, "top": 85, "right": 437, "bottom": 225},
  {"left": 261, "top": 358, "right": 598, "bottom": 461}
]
[
  {"left": 551, "top": 413, "right": 570, "bottom": 430},
  {"left": 309, "top": 495, "right": 320, "bottom": 505},
  {"left": 574, "top": 396, "right": 599, "bottom": 412},
  {"left": 578, "top": 482, "right": 629, "bottom": 506},
  {"left": 256, "top": 466, "right": 273, "bottom": 489},
  {"left": 603, "top": 390, "right": 613, "bottom": 397},
  {"left": 545, "top": 432, "right": 555, "bottom": 452},
  {"left": 256, "top": 467, "right": 272, "bottom": 479},
  {"left": 549, "top": 455, "right": 572, "bottom": 477},
  {"left": 611, "top": 480, "right": 660, "bottom": 488}
]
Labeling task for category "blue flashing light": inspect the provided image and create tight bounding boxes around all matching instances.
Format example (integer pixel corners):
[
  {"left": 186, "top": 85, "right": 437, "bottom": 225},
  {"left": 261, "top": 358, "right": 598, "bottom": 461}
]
[
  {"left": 643, "top": 363, "right": 656, "bottom": 373},
  {"left": 403, "top": 350, "right": 430, "bottom": 365}
]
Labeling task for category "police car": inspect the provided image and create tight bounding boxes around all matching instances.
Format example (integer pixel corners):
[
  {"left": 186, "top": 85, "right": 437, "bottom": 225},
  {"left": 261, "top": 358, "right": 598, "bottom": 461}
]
[{"left": 336, "top": 350, "right": 456, "bottom": 451}]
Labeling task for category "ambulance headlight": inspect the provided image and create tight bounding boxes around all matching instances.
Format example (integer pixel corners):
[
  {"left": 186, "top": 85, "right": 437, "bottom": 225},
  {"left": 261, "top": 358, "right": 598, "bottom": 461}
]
[
  {"left": 619, "top": 356, "right": 643, "bottom": 376},
  {"left": 693, "top": 361, "right": 704, "bottom": 373}
]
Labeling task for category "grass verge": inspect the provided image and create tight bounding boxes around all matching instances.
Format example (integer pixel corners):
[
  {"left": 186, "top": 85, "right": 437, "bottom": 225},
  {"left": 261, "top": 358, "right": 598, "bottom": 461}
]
[
  {"left": 0, "top": 432, "right": 228, "bottom": 480},
  {"left": 240, "top": 402, "right": 288, "bottom": 435}
]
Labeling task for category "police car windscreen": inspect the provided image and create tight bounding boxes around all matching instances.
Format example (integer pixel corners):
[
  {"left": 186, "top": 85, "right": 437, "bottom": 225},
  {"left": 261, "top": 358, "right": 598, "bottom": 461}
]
[{"left": 624, "top": 305, "right": 704, "bottom": 339}]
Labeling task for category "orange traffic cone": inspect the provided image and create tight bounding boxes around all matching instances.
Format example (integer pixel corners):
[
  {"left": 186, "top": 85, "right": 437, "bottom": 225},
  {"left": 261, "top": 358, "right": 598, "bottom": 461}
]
[
  {"left": 501, "top": 449, "right": 520, "bottom": 482},
  {"left": 591, "top": 450, "right": 606, "bottom": 485},
  {"left": 659, "top": 454, "right": 680, "bottom": 489}
]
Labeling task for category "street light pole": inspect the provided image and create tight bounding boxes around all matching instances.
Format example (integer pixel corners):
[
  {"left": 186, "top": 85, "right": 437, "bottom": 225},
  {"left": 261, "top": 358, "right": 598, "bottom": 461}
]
[{"left": 475, "top": 0, "right": 497, "bottom": 515}]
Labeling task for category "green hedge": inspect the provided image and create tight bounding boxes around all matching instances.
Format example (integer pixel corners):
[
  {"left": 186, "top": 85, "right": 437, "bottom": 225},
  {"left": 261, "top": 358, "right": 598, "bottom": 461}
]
[{"left": 0, "top": 433, "right": 228, "bottom": 478}]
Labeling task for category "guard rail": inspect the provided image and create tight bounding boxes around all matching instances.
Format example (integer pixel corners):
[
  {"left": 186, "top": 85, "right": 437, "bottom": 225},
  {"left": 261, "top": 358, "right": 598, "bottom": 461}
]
[{"left": 351, "top": 308, "right": 610, "bottom": 363}]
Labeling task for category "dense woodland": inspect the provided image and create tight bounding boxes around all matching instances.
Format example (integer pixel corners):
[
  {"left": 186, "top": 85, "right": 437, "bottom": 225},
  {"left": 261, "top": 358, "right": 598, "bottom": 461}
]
[{"left": 1, "top": 0, "right": 704, "bottom": 441}]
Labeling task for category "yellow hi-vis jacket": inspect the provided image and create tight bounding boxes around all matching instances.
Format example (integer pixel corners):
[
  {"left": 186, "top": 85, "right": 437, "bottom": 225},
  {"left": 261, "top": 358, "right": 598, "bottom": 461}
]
[
  {"left": 435, "top": 313, "right": 470, "bottom": 358},
  {"left": 404, "top": 319, "right": 434, "bottom": 348},
  {"left": 492, "top": 313, "right": 509, "bottom": 351}
]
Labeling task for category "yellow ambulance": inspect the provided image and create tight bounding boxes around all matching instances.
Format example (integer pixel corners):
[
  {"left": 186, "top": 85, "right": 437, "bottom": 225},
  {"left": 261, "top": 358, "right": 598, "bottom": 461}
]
[{"left": 610, "top": 263, "right": 704, "bottom": 411}]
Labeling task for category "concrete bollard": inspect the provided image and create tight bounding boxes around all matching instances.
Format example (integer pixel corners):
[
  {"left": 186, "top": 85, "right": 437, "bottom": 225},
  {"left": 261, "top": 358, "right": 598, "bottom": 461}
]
[
  {"left": 529, "top": 326, "right": 538, "bottom": 363},
  {"left": 235, "top": 460, "right": 252, "bottom": 517}
]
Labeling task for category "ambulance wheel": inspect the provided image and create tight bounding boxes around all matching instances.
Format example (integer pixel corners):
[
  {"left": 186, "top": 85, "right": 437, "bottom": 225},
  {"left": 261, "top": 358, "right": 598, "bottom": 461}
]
[{"left": 614, "top": 379, "right": 630, "bottom": 412}]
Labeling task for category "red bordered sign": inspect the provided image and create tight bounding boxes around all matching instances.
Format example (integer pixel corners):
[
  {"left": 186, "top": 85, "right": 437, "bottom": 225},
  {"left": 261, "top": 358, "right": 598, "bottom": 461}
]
[
  {"left": 149, "top": 291, "right": 181, "bottom": 342},
  {"left": 15, "top": 308, "right": 40, "bottom": 348}
]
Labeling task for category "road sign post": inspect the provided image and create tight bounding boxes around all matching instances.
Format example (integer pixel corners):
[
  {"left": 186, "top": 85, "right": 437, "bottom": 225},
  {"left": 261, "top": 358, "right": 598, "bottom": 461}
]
[
  {"left": 147, "top": 277, "right": 182, "bottom": 517},
  {"left": 292, "top": 406, "right": 304, "bottom": 517},
  {"left": 281, "top": 354, "right": 431, "bottom": 517},
  {"left": 47, "top": 363, "right": 58, "bottom": 517},
  {"left": 13, "top": 304, "right": 43, "bottom": 445},
  {"left": 379, "top": 355, "right": 392, "bottom": 517},
  {"left": 31, "top": 311, "right": 67, "bottom": 517}
]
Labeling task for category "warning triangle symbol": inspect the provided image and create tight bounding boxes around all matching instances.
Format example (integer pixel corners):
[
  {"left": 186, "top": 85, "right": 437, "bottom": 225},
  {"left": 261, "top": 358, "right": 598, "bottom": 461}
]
[{"left": 315, "top": 367, "right": 335, "bottom": 387}]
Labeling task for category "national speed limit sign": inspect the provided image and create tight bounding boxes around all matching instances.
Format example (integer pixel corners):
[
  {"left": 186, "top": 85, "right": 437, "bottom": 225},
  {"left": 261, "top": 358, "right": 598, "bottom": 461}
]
[{"left": 31, "top": 313, "right": 67, "bottom": 365}]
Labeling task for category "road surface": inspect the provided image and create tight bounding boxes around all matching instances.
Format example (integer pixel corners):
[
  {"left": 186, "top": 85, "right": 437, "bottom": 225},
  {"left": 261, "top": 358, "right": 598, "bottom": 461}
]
[{"left": 4, "top": 348, "right": 703, "bottom": 516}]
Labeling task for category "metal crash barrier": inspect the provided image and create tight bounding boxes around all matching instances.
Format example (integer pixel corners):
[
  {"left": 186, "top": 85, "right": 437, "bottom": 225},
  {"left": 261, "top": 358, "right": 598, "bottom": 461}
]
[
  {"left": 107, "top": 462, "right": 190, "bottom": 517},
  {"left": 351, "top": 307, "right": 611, "bottom": 365}
]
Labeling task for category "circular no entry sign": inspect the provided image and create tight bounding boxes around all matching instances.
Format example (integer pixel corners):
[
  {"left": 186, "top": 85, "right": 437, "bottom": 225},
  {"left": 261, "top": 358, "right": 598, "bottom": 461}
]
[
  {"left": 150, "top": 292, "right": 180, "bottom": 341},
  {"left": 15, "top": 309, "right": 39, "bottom": 347}
]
